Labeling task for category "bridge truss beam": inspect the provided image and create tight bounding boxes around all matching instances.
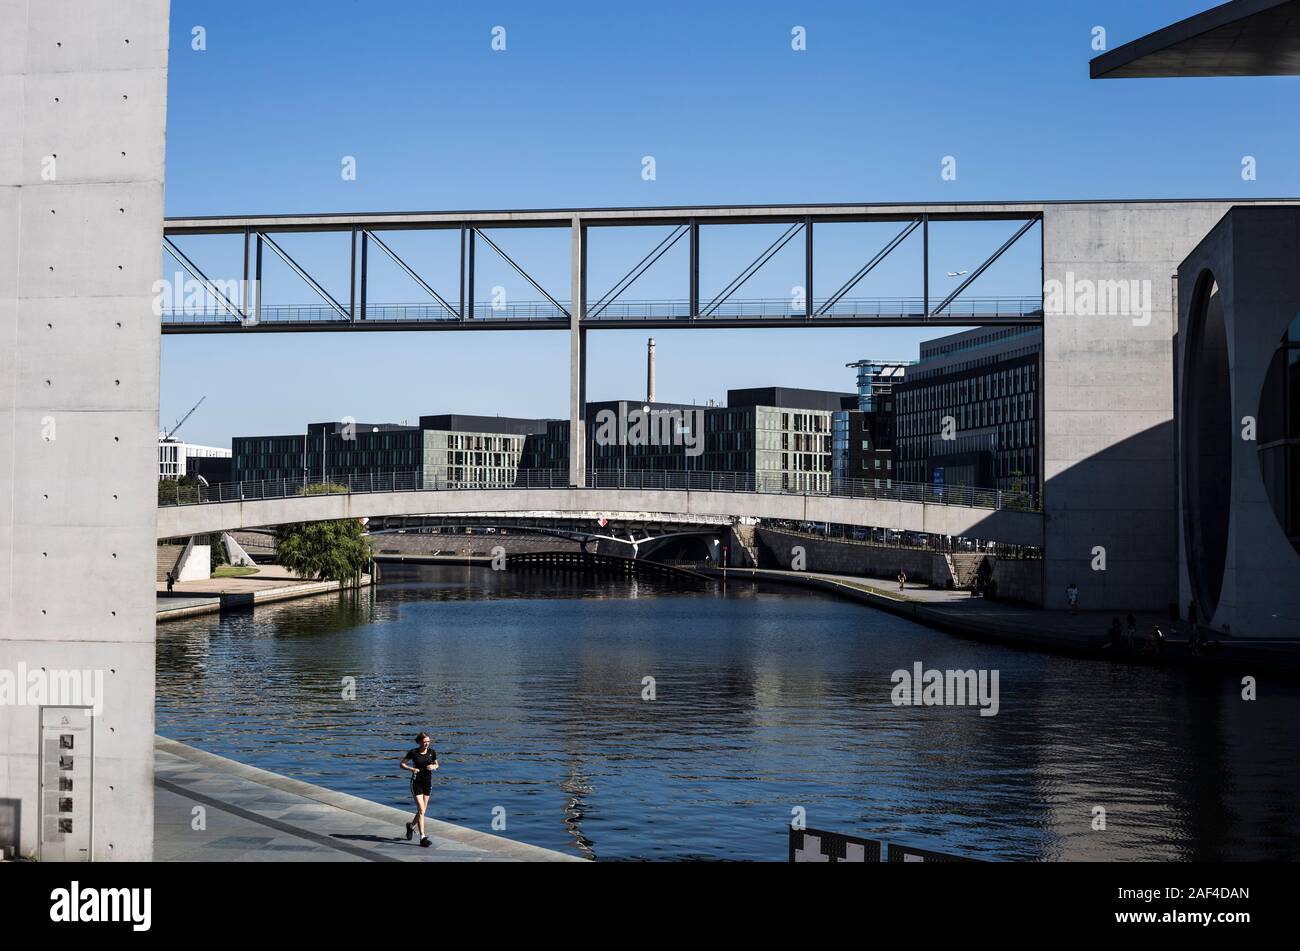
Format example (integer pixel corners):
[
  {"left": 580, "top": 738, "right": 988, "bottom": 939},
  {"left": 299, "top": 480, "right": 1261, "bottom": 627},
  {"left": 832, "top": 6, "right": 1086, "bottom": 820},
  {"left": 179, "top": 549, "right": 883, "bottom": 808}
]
[{"left": 162, "top": 202, "right": 1047, "bottom": 488}]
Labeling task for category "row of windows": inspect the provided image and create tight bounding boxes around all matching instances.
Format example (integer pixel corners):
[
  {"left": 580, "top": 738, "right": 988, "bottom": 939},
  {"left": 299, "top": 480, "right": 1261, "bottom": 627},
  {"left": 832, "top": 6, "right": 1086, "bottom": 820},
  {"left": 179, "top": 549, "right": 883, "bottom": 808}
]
[
  {"left": 444, "top": 434, "right": 524, "bottom": 452},
  {"left": 898, "top": 363, "right": 1037, "bottom": 414},
  {"left": 898, "top": 397, "right": 1037, "bottom": 440}
]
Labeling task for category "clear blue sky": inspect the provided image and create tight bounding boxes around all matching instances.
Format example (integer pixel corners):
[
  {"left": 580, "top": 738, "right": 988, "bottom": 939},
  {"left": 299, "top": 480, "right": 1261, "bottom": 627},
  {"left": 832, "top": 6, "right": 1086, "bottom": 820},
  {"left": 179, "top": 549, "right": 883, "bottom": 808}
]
[{"left": 161, "top": 0, "right": 1299, "bottom": 446}]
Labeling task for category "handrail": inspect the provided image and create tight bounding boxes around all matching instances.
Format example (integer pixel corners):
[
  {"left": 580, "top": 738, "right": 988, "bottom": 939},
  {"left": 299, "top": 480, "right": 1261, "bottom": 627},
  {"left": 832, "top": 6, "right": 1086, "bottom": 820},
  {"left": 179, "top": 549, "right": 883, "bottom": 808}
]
[
  {"left": 158, "top": 468, "right": 1040, "bottom": 513},
  {"left": 160, "top": 296, "right": 1043, "bottom": 325}
]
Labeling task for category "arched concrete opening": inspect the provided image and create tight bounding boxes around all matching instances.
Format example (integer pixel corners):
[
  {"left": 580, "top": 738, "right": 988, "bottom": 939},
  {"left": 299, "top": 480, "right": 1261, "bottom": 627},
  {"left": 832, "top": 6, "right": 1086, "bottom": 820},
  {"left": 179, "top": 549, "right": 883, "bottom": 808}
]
[
  {"left": 1182, "top": 270, "right": 1232, "bottom": 620},
  {"left": 1257, "top": 311, "right": 1300, "bottom": 557}
]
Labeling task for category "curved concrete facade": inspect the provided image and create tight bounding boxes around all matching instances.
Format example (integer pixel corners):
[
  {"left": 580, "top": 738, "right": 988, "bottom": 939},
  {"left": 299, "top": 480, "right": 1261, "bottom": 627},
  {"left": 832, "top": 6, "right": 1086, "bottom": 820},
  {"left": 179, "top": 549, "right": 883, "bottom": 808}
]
[
  {"left": 1037, "top": 200, "right": 1300, "bottom": 611},
  {"left": 1176, "top": 206, "right": 1300, "bottom": 638},
  {"left": 157, "top": 488, "right": 1046, "bottom": 548}
]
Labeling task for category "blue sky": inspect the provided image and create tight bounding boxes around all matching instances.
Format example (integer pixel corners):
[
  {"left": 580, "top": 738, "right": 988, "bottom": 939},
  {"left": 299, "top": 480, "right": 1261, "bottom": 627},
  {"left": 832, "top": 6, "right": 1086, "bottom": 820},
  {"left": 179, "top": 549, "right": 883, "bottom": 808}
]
[{"left": 161, "top": 1, "right": 1300, "bottom": 446}]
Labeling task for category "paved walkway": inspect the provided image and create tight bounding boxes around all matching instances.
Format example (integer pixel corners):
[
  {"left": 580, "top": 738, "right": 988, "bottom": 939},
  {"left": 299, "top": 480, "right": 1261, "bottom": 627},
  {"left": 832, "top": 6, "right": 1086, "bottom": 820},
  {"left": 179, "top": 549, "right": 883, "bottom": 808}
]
[
  {"left": 157, "top": 565, "right": 372, "bottom": 620},
  {"left": 711, "top": 567, "right": 1300, "bottom": 669},
  {"left": 158, "top": 563, "right": 302, "bottom": 595},
  {"left": 154, "top": 737, "right": 583, "bottom": 862}
]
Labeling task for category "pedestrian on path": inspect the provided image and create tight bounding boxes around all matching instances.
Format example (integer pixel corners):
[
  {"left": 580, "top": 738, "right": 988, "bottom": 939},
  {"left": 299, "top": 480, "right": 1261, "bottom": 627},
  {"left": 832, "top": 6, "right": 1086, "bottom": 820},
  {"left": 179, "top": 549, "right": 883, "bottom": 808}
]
[
  {"left": 1066, "top": 582, "right": 1079, "bottom": 614},
  {"left": 897, "top": 569, "right": 907, "bottom": 591},
  {"left": 1107, "top": 617, "right": 1123, "bottom": 650},
  {"left": 400, "top": 731, "right": 439, "bottom": 848},
  {"left": 166, "top": 571, "right": 174, "bottom": 593}
]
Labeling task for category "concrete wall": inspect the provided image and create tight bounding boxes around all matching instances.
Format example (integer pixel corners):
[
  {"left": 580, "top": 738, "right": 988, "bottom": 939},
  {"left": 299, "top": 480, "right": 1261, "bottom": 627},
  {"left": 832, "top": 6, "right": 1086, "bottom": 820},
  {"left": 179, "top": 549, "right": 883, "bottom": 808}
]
[
  {"left": 1042, "top": 201, "right": 1244, "bottom": 610},
  {"left": 752, "top": 527, "right": 957, "bottom": 587},
  {"left": 157, "top": 486, "right": 1046, "bottom": 548},
  {"left": 988, "top": 557, "right": 1043, "bottom": 606},
  {"left": 173, "top": 538, "right": 209, "bottom": 582},
  {"left": 0, "top": 0, "right": 169, "bottom": 860},
  {"left": 1176, "top": 207, "right": 1300, "bottom": 638}
]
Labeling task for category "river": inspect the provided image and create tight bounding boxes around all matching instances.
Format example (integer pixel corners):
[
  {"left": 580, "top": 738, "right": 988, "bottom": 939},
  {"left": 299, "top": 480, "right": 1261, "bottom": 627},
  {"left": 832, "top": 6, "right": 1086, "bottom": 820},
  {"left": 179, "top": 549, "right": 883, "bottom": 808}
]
[{"left": 155, "top": 564, "right": 1300, "bottom": 861}]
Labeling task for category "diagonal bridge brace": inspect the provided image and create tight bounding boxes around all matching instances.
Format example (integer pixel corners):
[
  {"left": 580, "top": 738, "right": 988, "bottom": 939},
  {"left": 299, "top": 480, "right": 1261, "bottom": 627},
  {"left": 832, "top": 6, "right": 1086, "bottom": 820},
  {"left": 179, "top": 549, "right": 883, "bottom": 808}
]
[
  {"left": 928, "top": 218, "right": 1039, "bottom": 318},
  {"left": 588, "top": 223, "right": 690, "bottom": 319},
  {"left": 472, "top": 228, "right": 570, "bottom": 317},
  {"left": 700, "top": 221, "right": 805, "bottom": 318}
]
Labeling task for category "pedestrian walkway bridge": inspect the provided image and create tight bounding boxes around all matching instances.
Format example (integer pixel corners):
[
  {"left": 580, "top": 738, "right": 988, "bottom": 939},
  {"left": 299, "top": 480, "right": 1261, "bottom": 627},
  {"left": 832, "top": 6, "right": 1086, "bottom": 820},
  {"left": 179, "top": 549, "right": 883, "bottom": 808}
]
[{"left": 156, "top": 470, "right": 1044, "bottom": 547}]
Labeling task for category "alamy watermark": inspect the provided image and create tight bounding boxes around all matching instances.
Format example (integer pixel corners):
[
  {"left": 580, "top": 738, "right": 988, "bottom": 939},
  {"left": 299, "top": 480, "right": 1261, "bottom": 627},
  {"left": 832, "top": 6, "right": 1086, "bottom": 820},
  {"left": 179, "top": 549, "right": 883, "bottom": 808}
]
[
  {"left": 593, "top": 405, "right": 703, "bottom": 457},
  {"left": 891, "top": 662, "right": 999, "bottom": 716},
  {"left": 1044, "top": 271, "right": 1152, "bottom": 327},
  {"left": 152, "top": 272, "right": 260, "bottom": 326},
  {"left": 0, "top": 664, "right": 104, "bottom": 716}
]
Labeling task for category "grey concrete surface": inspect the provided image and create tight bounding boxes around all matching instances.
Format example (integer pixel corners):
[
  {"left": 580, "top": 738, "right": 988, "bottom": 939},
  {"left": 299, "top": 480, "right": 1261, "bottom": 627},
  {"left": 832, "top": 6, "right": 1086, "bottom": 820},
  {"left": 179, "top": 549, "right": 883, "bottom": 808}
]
[
  {"left": 1038, "top": 201, "right": 1289, "bottom": 613},
  {"left": 157, "top": 486, "right": 1046, "bottom": 547},
  {"left": 1176, "top": 206, "right": 1300, "bottom": 638},
  {"left": 0, "top": 0, "right": 170, "bottom": 861},
  {"left": 154, "top": 736, "right": 584, "bottom": 862}
]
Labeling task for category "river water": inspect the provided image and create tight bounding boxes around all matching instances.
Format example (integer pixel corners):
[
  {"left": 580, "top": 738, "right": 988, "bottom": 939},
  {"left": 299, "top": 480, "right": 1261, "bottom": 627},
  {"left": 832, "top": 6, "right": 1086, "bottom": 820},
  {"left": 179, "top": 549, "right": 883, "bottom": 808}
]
[{"left": 155, "top": 564, "right": 1300, "bottom": 861}]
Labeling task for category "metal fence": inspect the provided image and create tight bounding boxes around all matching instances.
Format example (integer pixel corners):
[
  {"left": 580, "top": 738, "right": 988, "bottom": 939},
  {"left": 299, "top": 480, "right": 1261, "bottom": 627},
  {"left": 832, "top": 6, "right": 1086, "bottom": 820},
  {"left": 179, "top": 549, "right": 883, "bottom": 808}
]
[
  {"left": 161, "top": 296, "right": 1043, "bottom": 327},
  {"left": 158, "top": 468, "right": 1039, "bottom": 512}
]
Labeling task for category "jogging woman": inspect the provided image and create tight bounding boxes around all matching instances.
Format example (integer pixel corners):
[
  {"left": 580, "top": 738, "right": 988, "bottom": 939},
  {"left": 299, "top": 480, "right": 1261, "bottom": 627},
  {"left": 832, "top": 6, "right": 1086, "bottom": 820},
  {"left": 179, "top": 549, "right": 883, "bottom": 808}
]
[{"left": 400, "top": 732, "right": 439, "bottom": 847}]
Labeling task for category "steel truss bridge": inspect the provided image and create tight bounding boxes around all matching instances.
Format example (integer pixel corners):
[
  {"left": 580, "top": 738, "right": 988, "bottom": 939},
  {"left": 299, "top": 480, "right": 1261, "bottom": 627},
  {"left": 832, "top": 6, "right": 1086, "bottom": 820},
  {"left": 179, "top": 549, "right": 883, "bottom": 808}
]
[
  {"left": 161, "top": 201, "right": 1045, "bottom": 333},
  {"left": 161, "top": 200, "right": 1047, "bottom": 486}
]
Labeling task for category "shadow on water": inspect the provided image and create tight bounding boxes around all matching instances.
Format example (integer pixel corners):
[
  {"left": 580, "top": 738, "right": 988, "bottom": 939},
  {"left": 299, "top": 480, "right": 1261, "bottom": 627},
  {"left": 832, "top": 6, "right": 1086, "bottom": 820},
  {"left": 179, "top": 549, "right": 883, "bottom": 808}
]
[{"left": 156, "top": 564, "right": 1300, "bottom": 861}]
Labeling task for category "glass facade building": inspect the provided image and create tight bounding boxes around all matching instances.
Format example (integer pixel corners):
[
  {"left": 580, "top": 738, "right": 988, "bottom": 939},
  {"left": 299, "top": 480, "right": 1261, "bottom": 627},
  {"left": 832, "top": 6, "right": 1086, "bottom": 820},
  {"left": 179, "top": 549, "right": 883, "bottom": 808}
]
[
  {"left": 894, "top": 327, "right": 1042, "bottom": 495},
  {"left": 231, "top": 417, "right": 549, "bottom": 489},
  {"left": 834, "top": 361, "right": 910, "bottom": 488}
]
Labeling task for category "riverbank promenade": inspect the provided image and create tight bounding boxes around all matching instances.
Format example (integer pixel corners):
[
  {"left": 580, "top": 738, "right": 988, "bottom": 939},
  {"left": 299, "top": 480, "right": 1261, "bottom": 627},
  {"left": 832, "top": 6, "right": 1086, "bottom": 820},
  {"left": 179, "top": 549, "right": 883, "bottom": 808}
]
[
  {"left": 154, "top": 737, "right": 584, "bottom": 862},
  {"left": 156, "top": 565, "right": 371, "bottom": 621},
  {"left": 709, "top": 567, "right": 1300, "bottom": 671}
]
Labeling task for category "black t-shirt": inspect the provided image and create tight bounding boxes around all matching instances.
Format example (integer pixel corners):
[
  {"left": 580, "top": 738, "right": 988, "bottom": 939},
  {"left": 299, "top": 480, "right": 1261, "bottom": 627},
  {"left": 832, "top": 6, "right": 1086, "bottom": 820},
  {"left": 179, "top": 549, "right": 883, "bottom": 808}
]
[{"left": 407, "top": 747, "right": 438, "bottom": 773}]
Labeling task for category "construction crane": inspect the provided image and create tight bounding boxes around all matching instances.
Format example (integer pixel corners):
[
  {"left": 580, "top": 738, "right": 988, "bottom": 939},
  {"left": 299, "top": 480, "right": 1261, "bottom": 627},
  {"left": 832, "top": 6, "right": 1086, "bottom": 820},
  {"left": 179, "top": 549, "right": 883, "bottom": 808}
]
[{"left": 164, "top": 395, "right": 206, "bottom": 441}]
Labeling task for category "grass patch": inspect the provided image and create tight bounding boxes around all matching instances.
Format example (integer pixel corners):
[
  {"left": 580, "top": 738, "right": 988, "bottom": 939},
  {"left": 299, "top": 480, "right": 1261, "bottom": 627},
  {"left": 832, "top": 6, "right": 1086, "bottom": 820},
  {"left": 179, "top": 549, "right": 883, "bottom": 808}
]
[{"left": 212, "top": 565, "right": 260, "bottom": 578}]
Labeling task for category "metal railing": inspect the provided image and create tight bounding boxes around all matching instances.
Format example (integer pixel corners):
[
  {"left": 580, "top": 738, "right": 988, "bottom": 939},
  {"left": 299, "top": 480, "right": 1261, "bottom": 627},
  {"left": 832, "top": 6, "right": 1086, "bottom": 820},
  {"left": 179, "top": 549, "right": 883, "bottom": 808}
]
[
  {"left": 158, "top": 468, "right": 1040, "bottom": 512},
  {"left": 160, "top": 296, "right": 1043, "bottom": 327},
  {"left": 760, "top": 519, "right": 1043, "bottom": 559}
]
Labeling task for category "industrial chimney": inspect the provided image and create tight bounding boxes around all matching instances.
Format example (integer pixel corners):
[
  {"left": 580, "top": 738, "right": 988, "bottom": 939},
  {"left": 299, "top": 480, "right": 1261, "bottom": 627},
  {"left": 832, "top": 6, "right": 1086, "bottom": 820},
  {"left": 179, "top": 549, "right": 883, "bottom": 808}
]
[{"left": 646, "top": 337, "right": 656, "bottom": 404}]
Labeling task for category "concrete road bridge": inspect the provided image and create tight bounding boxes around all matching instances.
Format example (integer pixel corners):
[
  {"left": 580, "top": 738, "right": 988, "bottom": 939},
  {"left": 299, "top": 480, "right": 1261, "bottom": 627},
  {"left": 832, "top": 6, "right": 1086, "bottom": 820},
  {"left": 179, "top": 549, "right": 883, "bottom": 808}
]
[{"left": 156, "top": 472, "right": 1044, "bottom": 548}]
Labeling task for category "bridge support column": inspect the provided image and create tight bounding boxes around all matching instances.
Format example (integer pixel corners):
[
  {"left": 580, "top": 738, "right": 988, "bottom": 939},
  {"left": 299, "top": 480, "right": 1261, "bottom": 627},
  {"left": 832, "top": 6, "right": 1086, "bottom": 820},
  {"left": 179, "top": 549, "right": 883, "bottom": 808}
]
[{"left": 569, "top": 217, "right": 587, "bottom": 487}]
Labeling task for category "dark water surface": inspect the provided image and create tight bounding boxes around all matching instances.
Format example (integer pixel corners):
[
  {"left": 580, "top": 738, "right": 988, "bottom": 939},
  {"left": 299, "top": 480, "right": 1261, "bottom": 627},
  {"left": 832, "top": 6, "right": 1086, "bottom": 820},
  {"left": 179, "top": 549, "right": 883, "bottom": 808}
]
[{"left": 155, "top": 565, "right": 1300, "bottom": 861}]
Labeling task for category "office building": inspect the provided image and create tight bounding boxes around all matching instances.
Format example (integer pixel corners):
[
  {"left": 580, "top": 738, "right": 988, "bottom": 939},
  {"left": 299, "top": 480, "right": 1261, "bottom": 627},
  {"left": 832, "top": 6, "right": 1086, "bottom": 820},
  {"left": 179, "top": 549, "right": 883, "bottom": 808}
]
[
  {"left": 834, "top": 361, "right": 910, "bottom": 488},
  {"left": 157, "top": 438, "right": 231, "bottom": 481},
  {"left": 895, "top": 327, "right": 1042, "bottom": 494},
  {"left": 231, "top": 416, "right": 550, "bottom": 489}
]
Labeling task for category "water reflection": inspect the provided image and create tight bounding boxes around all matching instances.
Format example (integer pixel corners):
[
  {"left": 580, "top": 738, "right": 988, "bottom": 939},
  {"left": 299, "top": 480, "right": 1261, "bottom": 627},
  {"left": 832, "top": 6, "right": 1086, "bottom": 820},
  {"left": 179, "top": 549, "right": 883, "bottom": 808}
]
[{"left": 155, "top": 565, "right": 1300, "bottom": 861}]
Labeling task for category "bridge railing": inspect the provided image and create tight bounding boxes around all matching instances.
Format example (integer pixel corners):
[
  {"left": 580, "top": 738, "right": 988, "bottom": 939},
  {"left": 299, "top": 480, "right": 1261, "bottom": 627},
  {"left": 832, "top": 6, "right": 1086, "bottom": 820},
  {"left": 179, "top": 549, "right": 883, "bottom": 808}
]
[
  {"left": 160, "top": 296, "right": 1043, "bottom": 327},
  {"left": 158, "top": 468, "right": 1039, "bottom": 512}
]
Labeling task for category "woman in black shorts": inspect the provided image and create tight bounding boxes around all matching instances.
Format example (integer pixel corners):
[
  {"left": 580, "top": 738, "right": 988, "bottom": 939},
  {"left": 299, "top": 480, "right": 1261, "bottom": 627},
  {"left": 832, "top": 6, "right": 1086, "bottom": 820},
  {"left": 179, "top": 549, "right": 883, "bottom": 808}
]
[{"left": 400, "top": 732, "right": 439, "bottom": 847}]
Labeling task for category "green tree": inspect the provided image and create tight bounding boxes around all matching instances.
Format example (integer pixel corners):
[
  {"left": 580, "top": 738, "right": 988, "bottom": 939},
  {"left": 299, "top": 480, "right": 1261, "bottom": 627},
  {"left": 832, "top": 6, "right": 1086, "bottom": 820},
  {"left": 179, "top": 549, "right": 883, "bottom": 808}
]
[
  {"left": 210, "top": 534, "right": 227, "bottom": 573},
  {"left": 300, "top": 481, "right": 351, "bottom": 496},
  {"left": 1005, "top": 470, "right": 1035, "bottom": 512},
  {"left": 275, "top": 519, "right": 372, "bottom": 584},
  {"left": 159, "top": 476, "right": 203, "bottom": 505}
]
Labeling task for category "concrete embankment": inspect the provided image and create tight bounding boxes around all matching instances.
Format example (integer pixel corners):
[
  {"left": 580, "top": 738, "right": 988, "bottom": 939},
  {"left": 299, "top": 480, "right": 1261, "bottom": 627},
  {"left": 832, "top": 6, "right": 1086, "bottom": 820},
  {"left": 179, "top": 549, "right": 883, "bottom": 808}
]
[
  {"left": 154, "top": 737, "right": 584, "bottom": 862},
  {"left": 742, "top": 526, "right": 1043, "bottom": 605},
  {"left": 706, "top": 566, "right": 1300, "bottom": 671},
  {"left": 157, "top": 571, "right": 372, "bottom": 621}
]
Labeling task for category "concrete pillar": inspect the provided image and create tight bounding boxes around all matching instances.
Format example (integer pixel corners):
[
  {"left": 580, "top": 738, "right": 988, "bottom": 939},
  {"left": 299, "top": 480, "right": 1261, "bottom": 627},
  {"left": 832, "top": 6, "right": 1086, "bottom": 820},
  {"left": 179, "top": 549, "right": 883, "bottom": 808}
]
[
  {"left": 1040, "top": 201, "right": 1238, "bottom": 611},
  {"left": 0, "top": 0, "right": 170, "bottom": 860},
  {"left": 569, "top": 217, "right": 586, "bottom": 486}
]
